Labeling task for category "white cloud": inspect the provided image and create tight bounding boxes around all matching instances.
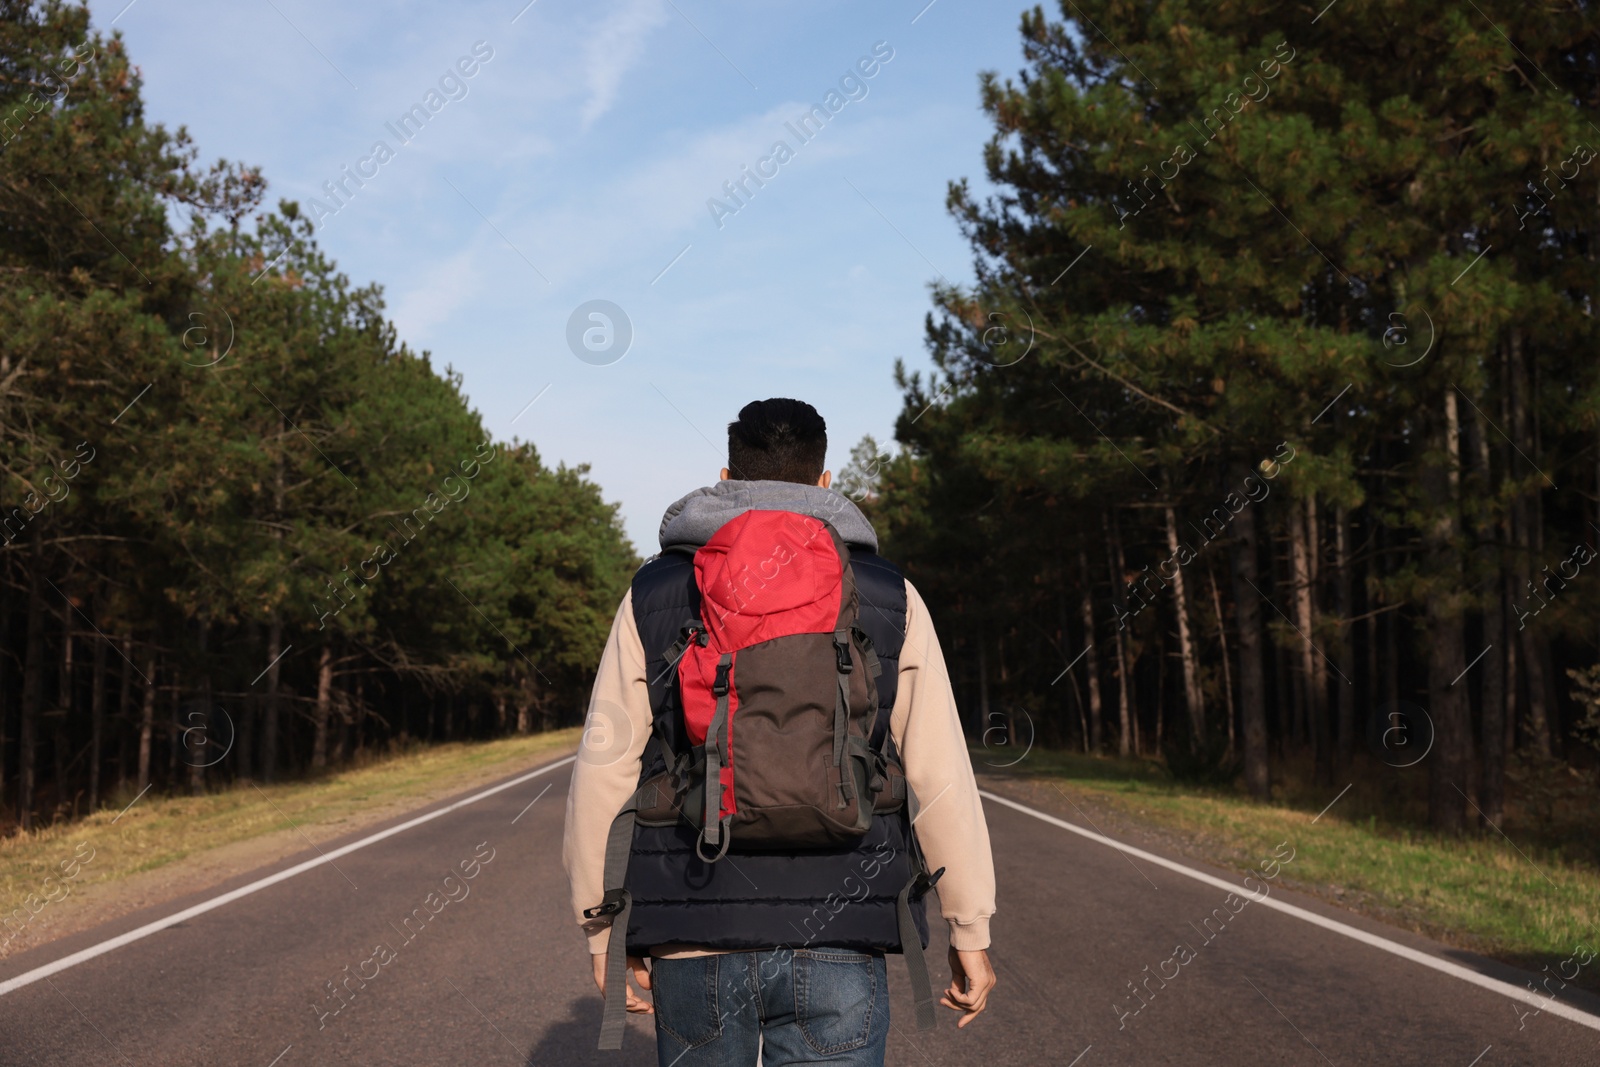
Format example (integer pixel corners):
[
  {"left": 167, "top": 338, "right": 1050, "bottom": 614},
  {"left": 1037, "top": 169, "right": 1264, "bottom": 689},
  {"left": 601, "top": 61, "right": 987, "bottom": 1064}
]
[{"left": 579, "top": 0, "right": 672, "bottom": 128}]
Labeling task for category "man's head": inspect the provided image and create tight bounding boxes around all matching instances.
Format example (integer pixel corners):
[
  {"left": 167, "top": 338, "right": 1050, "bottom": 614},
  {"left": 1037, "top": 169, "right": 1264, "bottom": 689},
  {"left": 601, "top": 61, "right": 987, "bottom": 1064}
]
[{"left": 722, "top": 398, "right": 831, "bottom": 487}]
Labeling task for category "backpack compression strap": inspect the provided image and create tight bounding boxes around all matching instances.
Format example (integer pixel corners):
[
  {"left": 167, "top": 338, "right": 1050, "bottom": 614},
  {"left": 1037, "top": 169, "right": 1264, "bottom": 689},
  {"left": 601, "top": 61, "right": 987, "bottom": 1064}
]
[
  {"left": 697, "top": 652, "right": 734, "bottom": 861},
  {"left": 589, "top": 789, "right": 640, "bottom": 1050},
  {"left": 898, "top": 781, "right": 946, "bottom": 1031},
  {"left": 832, "top": 630, "right": 852, "bottom": 786}
]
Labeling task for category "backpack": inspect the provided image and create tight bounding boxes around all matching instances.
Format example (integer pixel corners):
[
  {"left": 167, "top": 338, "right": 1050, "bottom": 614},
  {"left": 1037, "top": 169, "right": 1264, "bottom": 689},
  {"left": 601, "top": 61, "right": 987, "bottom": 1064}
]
[
  {"left": 647, "top": 508, "right": 884, "bottom": 858},
  {"left": 588, "top": 509, "right": 943, "bottom": 1049}
]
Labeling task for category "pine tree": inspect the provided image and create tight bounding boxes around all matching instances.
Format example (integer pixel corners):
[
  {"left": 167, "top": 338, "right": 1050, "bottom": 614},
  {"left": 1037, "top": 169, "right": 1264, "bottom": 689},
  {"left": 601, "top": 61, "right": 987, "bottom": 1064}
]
[{"left": 876, "top": 1, "right": 1600, "bottom": 828}]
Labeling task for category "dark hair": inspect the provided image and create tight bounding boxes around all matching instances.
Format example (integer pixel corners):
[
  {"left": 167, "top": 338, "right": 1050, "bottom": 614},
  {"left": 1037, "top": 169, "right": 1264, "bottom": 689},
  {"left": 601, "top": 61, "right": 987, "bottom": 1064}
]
[{"left": 726, "top": 398, "right": 827, "bottom": 484}]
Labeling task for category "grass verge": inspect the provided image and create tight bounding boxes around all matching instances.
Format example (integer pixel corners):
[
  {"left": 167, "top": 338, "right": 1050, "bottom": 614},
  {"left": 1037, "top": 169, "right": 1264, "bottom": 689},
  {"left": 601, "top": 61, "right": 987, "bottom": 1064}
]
[
  {"left": 985, "top": 747, "right": 1600, "bottom": 989},
  {"left": 0, "top": 728, "right": 579, "bottom": 957}
]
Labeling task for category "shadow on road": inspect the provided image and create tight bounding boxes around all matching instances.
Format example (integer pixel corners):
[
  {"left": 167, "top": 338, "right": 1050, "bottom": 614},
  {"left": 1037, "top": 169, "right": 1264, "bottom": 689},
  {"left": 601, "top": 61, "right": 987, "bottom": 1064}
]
[{"left": 1437, "top": 947, "right": 1600, "bottom": 1018}]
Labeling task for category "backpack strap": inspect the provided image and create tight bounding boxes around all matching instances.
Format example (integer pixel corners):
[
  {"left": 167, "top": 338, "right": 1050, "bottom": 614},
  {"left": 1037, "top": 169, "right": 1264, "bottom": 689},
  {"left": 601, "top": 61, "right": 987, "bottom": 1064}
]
[
  {"left": 852, "top": 625, "right": 883, "bottom": 681},
  {"left": 589, "top": 736, "right": 670, "bottom": 1050},
  {"left": 696, "top": 652, "right": 734, "bottom": 861},
  {"left": 897, "top": 780, "right": 946, "bottom": 1032},
  {"left": 831, "top": 630, "right": 853, "bottom": 770}
]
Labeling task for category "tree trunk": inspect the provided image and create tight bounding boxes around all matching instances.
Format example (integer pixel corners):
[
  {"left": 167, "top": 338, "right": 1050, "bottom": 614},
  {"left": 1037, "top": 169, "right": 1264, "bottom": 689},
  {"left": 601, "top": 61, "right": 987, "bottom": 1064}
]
[
  {"left": 168, "top": 667, "right": 181, "bottom": 783},
  {"left": 116, "top": 635, "right": 133, "bottom": 795},
  {"left": 995, "top": 635, "right": 1016, "bottom": 747},
  {"left": 1366, "top": 519, "right": 1383, "bottom": 742},
  {"left": 1078, "top": 550, "right": 1104, "bottom": 753},
  {"left": 56, "top": 596, "right": 73, "bottom": 815},
  {"left": 1503, "top": 598, "right": 1519, "bottom": 758},
  {"left": 1472, "top": 392, "right": 1507, "bottom": 826},
  {"left": 190, "top": 616, "right": 209, "bottom": 794},
  {"left": 1286, "top": 495, "right": 1337, "bottom": 783},
  {"left": 1516, "top": 575, "right": 1553, "bottom": 759},
  {"left": 313, "top": 643, "right": 334, "bottom": 769},
  {"left": 1289, "top": 497, "right": 1330, "bottom": 783},
  {"left": 1506, "top": 324, "right": 1553, "bottom": 759},
  {"left": 1208, "top": 567, "right": 1236, "bottom": 757},
  {"left": 1332, "top": 507, "right": 1355, "bottom": 771},
  {"left": 329, "top": 672, "right": 344, "bottom": 765},
  {"left": 1229, "top": 480, "right": 1270, "bottom": 800},
  {"left": 137, "top": 653, "right": 155, "bottom": 792},
  {"left": 353, "top": 674, "right": 365, "bottom": 760},
  {"left": 1111, "top": 515, "right": 1142, "bottom": 755},
  {"left": 516, "top": 670, "right": 534, "bottom": 734},
  {"left": 90, "top": 625, "right": 106, "bottom": 810},
  {"left": 1068, "top": 588, "right": 1094, "bottom": 755},
  {"left": 1153, "top": 626, "right": 1165, "bottom": 752},
  {"left": 977, "top": 638, "right": 991, "bottom": 741},
  {"left": 19, "top": 532, "right": 45, "bottom": 831},
  {"left": 1385, "top": 584, "right": 1400, "bottom": 710},
  {"left": 1425, "top": 388, "right": 1471, "bottom": 833},
  {"left": 1104, "top": 517, "right": 1133, "bottom": 758},
  {"left": 1530, "top": 340, "right": 1559, "bottom": 762},
  {"left": 1165, "top": 505, "right": 1205, "bottom": 744},
  {"left": 264, "top": 617, "right": 282, "bottom": 782},
  {"left": 238, "top": 622, "right": 256, "bottom": 781},
  {"left": 1127, "top": 640, "right": 1141, "bottom": 756},
  {"left": 1307, "top": 497, "right": 1330, "bottom": 760}
]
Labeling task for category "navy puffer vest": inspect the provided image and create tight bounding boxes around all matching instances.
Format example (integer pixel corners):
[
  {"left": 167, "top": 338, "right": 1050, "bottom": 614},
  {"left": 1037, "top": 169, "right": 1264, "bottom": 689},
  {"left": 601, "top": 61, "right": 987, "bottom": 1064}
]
[{"left": 622, "top": 546, "right": 928, "bottom": 954}]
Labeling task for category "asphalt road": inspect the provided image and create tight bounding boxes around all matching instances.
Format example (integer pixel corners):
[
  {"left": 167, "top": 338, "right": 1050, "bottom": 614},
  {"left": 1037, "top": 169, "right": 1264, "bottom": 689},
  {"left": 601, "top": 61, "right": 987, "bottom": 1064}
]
[{"left": 2, "top": 754, "right": 1597, "bottom": 1065}]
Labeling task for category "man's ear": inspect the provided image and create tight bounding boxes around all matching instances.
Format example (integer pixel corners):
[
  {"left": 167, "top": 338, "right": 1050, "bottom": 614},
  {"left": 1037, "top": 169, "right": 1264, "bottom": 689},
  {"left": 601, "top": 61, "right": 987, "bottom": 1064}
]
[
  {"left": 816, "top": 470, "right": 832, "bottom": 489},
  {"left": 720, "top": 467, "right": 731, "bottom": 481}
]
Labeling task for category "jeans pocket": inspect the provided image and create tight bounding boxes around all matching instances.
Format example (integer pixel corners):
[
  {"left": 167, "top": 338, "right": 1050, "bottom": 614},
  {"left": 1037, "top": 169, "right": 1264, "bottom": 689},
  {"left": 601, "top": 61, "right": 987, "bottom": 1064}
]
[
  {"left": 652, "top": 955, "right": 723, "bottom": 1050},
  {"left": 794, "top": 949, "right": 883, "bottom": 1055}
]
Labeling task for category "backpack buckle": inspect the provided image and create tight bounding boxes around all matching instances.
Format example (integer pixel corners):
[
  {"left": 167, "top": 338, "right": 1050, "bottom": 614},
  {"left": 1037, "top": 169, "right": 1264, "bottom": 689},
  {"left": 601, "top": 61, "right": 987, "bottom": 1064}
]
[
  {"left": 834, "top": 636, "right": 853, "bottom": 674},
  {"left": 712, "top": 661, "right": 731, "bottom": 697},
  {"left": 911, "top": 866, "right": 945, "bottom": 900},
  {"left": 582, "top": 888, "right": 629, "bottom": 919}
]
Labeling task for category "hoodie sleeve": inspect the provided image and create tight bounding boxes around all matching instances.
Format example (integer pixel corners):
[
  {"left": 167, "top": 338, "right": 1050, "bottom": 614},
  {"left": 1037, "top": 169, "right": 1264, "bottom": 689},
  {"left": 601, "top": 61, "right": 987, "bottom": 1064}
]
[
  {"left": 888, "top": 580, "right": 996, "bottom": 950},
  {"left": 562, "top": 588, "right": 653, "bottom": 955}
]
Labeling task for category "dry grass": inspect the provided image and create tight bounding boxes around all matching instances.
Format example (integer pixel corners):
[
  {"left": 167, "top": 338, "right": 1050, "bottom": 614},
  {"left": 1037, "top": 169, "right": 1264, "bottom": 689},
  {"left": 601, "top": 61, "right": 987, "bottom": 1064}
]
[{"left": 0, "top": 729, "right": 580, "bottom": 956}]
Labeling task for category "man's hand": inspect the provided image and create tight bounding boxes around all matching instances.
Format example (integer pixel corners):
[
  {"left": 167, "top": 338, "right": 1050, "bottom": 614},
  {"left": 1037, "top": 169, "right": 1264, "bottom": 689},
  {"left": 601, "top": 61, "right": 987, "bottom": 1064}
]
[
  {"left": 592, "top": 951, "right": 654, "bottom": 1014},
  {"left": 941, "top": 947, "right": 996, "bottom": 1029}
]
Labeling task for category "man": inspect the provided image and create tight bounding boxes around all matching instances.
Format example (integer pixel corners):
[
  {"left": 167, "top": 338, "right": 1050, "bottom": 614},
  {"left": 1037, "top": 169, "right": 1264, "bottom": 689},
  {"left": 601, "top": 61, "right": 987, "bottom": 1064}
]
[{"left": 563, "top": 398, "right": 996, "bottom": 1065}]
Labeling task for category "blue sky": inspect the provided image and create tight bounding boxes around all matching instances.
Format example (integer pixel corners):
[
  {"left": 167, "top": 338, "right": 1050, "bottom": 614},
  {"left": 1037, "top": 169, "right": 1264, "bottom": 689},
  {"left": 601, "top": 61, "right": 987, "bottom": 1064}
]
[{"left": 94, "top": 0, "right": 1024, "bottom": 550}]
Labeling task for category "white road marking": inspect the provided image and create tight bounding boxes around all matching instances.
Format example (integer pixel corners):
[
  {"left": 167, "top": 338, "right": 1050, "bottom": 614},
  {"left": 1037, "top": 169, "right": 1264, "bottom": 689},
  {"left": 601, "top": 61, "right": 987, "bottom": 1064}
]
[
  {"left": 979, "top": 788, "right": 1600, "bottom": 1034},
  {"left": 0, "top": 755, "right": 577, "bottom": 998}
]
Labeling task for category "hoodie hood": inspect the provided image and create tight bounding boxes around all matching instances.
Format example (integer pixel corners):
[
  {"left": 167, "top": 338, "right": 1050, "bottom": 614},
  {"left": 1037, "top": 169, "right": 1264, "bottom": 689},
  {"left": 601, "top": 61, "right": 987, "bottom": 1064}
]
[{"left": 658, "top": 480, "right": 879, "bottom": 553}]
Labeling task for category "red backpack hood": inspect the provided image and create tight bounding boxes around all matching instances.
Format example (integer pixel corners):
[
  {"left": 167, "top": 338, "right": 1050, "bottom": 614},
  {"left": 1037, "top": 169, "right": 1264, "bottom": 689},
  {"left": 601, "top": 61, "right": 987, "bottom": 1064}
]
[{"left": 692, "top": 509, "right": 844, "bottom": 653}]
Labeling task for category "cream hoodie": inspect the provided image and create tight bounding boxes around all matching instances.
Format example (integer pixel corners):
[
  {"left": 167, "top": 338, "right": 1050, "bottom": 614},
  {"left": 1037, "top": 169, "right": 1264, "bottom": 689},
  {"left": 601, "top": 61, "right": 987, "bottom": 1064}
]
[{"left": 561, "top": 485, "right": 995, "bottom": 958}]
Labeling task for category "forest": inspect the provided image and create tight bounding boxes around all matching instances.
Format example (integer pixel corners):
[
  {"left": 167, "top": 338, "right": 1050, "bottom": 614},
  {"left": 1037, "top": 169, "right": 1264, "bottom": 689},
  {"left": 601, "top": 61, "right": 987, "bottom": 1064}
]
[
  {"left": 843, "top": 1, "right": 1600, "bottom": 834},
  {"left": 0, "top": 2, "right": 637, "bottom": 833},
  {"left": 7, "top": 0, "right": 1600, "bottom": 845}
]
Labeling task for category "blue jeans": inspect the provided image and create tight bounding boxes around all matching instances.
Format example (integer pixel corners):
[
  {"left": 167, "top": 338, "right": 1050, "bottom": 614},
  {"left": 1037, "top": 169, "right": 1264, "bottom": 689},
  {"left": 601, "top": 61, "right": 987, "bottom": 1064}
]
[{"left": 651, "top": 948, "right": 890, "bottom": 1066}]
